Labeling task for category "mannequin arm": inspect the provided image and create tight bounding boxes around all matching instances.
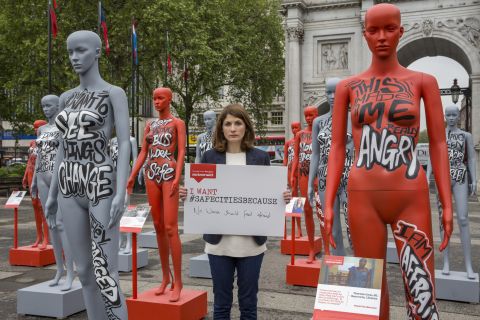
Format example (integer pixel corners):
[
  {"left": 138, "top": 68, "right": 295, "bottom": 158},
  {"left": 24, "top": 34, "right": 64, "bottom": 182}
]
[
  {"left": 130, "top": 136, "right": 138, "bottom": 168},
  {"left": 109, "top": 86, "right": 131, "bottom": 229},
  {"left": 324, "top": 80, "right": 349, "bottom": 250},
  {"left": 172, "top": 119, "right": 186, "bottom": 196},
  {"left": 290, "top": 132, "right": 300, "bottom": 189},
  {"left": 30, "top": 149, "right": 41, "bottom": 199},
  {"left": 422, "top": 74, "right": 453, "bottom": 251},
  {"left": 128, "top": 125, "right": 150, "bottom": 193},
  {"left": 466, "top": 132, "right": 477, "bottom": 195},
  {"left": 195, "top": 134, "right": 202, "bottom": 164},
  {"left": 282, "top": 140, "right": 289, "bottom": 166},
  {"left": 308, "top": 118, "right": 320, "bottom": 206}
]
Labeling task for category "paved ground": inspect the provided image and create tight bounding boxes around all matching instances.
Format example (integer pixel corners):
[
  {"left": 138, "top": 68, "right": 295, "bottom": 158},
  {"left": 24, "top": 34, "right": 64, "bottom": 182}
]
[{"left": 0, "top": 193, "right": 479, "bottom": 320}]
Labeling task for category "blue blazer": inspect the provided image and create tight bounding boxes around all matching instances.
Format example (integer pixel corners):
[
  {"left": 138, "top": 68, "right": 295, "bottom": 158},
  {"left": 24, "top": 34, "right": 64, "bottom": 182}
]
[{"left": 200, "top": 147, "right": 270, "bottom": 246}]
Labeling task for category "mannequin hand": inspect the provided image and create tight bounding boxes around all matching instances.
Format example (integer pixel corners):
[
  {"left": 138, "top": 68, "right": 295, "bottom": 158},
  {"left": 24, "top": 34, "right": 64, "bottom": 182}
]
[
  {"left": 307, "top": 185, "right": 314, "bottom": 207},
  {"left": 45, "top": 197, "right": 58, "bottom": 229},
  {"left": 179, "top": 186, "right": 187, "bottom": 201},
  {"left": 108, "top": 194, "right": 125, "bottom": 229},
  {"left": 323, "top": 207, "right": 337, "bottom": 251},
  {"left": 126, "top": 177, "right": 135, "bottom": 195},
  {"left": 170, "top": 180, "right": 179, "bottom": 197},
  {"left": 22, "top": 177, "right": 28, "bottom": 189},
  {"left": 439, "top": 207, "right": 453, "bottom": 252},
  {"left": 137, "top": 168, "right": 144, "bottom": 186},
  {"left": 283, "top": 190, "right": 292, "bottom": 204},
  {"left": 30, "top": 181, "right": 38, "bottom": 199},
  {"left": 290, "top": 175, "right": 298, "bottom": 191},
  {"left": 470, "top": 183, "right": 477, "bottom": 196}
]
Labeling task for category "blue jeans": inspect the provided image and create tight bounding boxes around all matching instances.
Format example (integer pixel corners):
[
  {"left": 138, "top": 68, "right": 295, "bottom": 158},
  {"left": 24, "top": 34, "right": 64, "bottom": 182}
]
[{"left": 208, "top": 253, "right": 264, "bottom": 320}]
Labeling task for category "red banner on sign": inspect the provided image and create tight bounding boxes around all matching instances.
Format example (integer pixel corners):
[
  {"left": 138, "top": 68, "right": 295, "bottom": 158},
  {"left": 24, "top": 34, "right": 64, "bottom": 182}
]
[{"left": 190, "top": 164, "right": 217, "bottom": 183}]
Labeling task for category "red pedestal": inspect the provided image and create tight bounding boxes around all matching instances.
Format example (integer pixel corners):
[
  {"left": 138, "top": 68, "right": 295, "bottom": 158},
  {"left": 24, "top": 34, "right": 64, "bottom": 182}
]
[
  {"left": 127, "top": 288, "right": 207, "bottom": 320},
  {"left": 313, "top": 310, "right": 379, "bottom": 320},
  {"left": 286, "top": 258, "right": 321, "bottom": 287},
  {"left": 9, "top": 245, "right": 55, "bottom": 267},
  {"left": 280, "top": 236, "right": 322, "bottom": 255}
]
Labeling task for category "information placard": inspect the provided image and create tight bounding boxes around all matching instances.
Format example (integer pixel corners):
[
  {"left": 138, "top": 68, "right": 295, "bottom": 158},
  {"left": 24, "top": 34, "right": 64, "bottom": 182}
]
[
  {"left": 313, "top": 256, "right": 383, "bottom": 320},
  {"left": 5, "top": 191, "right": 27, "bottom": 208},
  {"left": 184, "top": 163, "right": 287, "bottom": 236},
  {"left": 120, "top": 204, "right": 150, "bottom": 233}
]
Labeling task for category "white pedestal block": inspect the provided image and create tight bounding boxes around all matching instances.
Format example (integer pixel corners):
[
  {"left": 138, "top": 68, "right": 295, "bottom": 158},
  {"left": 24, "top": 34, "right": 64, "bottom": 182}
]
[
  {"left": 386, "top": 241, "right": 399, "bottom": 264},
  {"left": 139, "top": 231, "right": 158, "bottom": 248},
  {"left": 17, "top": 280, "right": 85, "bottom": 319},
  {"left": 118, "top": 248, "right": 149, "bottom": 272},
  {"left": 189, "top": 254, "right": 211, "bottom": 278},
  {"left": 435, "top": 270, "right": 479, "bottom": 303}
]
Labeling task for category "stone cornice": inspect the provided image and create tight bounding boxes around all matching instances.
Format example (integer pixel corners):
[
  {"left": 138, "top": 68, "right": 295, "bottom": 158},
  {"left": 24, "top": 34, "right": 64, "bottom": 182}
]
[{"left": 306, "top": 1, "right": 360, "bottom": 11}]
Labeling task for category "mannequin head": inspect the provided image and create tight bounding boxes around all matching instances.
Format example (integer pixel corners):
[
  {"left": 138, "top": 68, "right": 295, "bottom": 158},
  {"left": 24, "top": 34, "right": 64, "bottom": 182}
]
[
  {"left": 326, "top": 78, "right": 341, "bottom": 108},
  {"left": 41, "top": 95, "right": 60, "bottom": 121},
  {"left": 33, "top": 120, "right": 47, "bottom": 135},
  {"left": 363, "top": 4, "right": 403, "bottom": 59},
  {"left": 445, "top": 105, "right": 460, "bottom": 128},
  {"left": 304, "top": 106, "right": 318, "bottom": 127},
  {"left": 291, "top": 122, "right": 301, "bottom": 136},
  {"left": 203, "top": 110, "right": 216, "bottom": 131},
  {"left": 153, "top": 87, "right": 173, "bottom": 113},
  {"left": 67, "top": 31, "right": 102, "bottom": 75}
]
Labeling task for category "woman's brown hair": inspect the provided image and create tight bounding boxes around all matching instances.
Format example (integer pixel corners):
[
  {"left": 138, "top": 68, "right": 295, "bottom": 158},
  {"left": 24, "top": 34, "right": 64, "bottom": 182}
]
[{"left": 213, "top": 104, "right": 255, "bottom": 152}]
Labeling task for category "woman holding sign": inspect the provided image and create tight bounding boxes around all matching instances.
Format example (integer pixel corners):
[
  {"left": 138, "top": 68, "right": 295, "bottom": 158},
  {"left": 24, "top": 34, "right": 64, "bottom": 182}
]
[{"left": 180, "top": 103, "right": 290, "bottom": 320}]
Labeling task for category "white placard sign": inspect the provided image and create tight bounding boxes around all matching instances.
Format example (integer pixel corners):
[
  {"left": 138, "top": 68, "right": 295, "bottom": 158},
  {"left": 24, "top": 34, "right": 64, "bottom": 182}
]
[
  {"left": 184, "top": 163, "right": 287, "bottom": 236},
  {"left": 5, "top": 191, "right": 27, "bottom": 208},
  {"left": 119, "top": 204, "right": 150, "bottom": 233}
]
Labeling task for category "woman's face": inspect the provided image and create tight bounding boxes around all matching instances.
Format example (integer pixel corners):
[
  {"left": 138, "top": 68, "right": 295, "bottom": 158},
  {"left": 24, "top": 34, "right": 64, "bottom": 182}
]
[{"left": 222, "top": 114, "right": 246, "bottom": 145}]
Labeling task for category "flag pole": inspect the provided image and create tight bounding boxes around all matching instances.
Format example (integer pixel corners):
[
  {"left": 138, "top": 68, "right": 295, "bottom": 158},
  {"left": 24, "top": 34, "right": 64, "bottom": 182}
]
[
  {"left": 164, "top": 30, "right": 168, "bottom": 85},
  {"left": 48, "top": 0, "right": 52, "bottom": 93},
  {"left": 131, "top": 19, "right": 136, "bottom": 138},
  {"left": 98, "top": 1, "right": 101, "bottom": 36}
]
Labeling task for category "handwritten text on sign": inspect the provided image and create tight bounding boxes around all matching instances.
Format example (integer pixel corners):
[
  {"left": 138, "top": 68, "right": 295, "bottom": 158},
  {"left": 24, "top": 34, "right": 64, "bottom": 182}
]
[{"left": 184, "top": 163, "right": 287, "bottom": 237}]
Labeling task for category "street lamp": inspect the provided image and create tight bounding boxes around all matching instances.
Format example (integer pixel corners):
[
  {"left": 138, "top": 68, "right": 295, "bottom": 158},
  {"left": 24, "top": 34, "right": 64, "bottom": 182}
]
[{"left": 451, "top": 78, "right": 460, "bottom": 104}]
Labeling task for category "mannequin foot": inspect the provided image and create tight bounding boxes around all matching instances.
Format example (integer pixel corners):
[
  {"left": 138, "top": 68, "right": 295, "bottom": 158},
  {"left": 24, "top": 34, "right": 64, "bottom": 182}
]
[
  {"left": 306, "top": 250, "right": 316, "bottom": 264},
  {"left": 123, "top": 249, "right": 131, "bottom": 255},
  {"left": 39, "top": 240, "right": 48, "bottom": 250},
  {"left": 60, "top": 274, "right": 74, "bottom": 291},
  {"left": 154, "top": 278, "right": 171, "bottom": 296},
  {"left": 49, "top": 270, "right": 63, "bottom": 287},
  {"left": 466, "top": 266, "right": 476, "bottom": 279},
  {"left": 442, "top": 264, "right": 450, "bottom": 276},
  {"left": 31, "top": 238, "right": 41, "bottom": 248},
  {"left": 169, "top": 283, "right": 183, "bottom": 302}
]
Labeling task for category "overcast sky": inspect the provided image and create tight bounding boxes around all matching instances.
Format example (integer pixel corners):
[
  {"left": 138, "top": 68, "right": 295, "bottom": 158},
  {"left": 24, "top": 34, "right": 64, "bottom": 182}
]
[{"left": 408, "top": 56, "right": 469, "bottom": 131}]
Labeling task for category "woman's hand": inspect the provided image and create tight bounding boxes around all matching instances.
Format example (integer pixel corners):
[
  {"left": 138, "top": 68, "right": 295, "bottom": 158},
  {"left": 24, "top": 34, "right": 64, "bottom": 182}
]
[
  {"left": 283, "top": 189, "right": 292, "bottom": 204},
  {"left": 179, "top": 186, "right": 188, "bottom": 201}
]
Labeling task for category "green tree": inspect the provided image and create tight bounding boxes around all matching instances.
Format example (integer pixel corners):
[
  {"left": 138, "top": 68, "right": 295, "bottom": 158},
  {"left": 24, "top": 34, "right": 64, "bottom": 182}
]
[
  {"left": 418, "top": 129, "right": 429, "bottom": 143},
  {"left": 0, "top": 0, "right": 284, "bottom": 150}
]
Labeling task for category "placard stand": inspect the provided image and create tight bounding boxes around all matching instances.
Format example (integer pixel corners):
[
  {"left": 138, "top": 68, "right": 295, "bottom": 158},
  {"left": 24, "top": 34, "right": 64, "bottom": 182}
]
[
  {"left": 285, "top": 212, "right": 321, "bottom": 287},
  {"left": 126, "top": 233, "right": 208, "bottom": 320},
  {"left": 5, "top": 193, "right": 55, "bottom": 267},
  {"left": 138, "top": 230, "right": 158, "bottom": 248},
  {"left": 281, "top": 217, "right": 322, "bottom": 255},
  {"left": 435, "top": 270, "right": 480, "bottom": 303},
  {"left": 189, "top": 254, "right": 212, "bottom": 279}
]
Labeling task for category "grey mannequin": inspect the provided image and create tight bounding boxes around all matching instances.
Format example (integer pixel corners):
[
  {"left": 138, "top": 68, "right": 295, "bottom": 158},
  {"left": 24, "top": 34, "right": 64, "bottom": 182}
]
[
  {"left": 30, "top": 95, "right": 75, "bottom": 291},
  {"left": 110, "top": 135, "right": 138, "bottom": 254},
  {"left": 195, "top": 110, "right": 216, "bottom": 163},
  {"left": 45, "top": 30, "right": 130, "bottom": 320},
  {"left": 307, "top": 77, "right": 354, "bottom": 255},
  {"left": 427, "top": 105, "right": 477, "bottom": 279}
]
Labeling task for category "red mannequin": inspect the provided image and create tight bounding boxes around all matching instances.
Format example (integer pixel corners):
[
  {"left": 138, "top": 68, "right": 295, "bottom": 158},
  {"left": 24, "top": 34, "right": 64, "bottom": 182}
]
[
  {"left": 291, "top": 106, "right": 318, "bottom": 262},
  {"left": 324, "top": 4, "right": 452, "bottom": 319},
  {"left": 127, "top": 87, "right": 186, "bottom": 302},
  {"left": 22, "top": 120, "right": 49, "bottom": 249},
  {"left": 283, "top": 121, "right": 302, "bottom": 237}
]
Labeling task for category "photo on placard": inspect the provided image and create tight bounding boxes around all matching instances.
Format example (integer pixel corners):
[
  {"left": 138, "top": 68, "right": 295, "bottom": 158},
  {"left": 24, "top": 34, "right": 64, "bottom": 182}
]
[
  {"left": 319, "top": 256, "right": 383, "bottom": 289},
  {"left": 285, "top": 197, "right": 306, "bottom": 214}
]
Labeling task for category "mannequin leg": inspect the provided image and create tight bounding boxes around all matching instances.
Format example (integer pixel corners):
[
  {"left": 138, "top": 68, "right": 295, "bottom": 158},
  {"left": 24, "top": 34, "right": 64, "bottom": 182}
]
[
  {"left": 332, "top": 195, "right": 345, "bottom": 256},
  {"left": 89, "top": 198, "right": 128, "bottom": 319},
  {"left": 339, "top": 187, "right": 353, "bottom": 250},
  {"left": 436, "top": 194, "right": 450, "bottom": 275},
  {"left": 58, "top": 196, "right": 107, "bottom": 320},
  {"left": 31, "top": 197, "right": 43, "bottom": 247},
  {"left": 145, "top": 180, "right": 172, "bottom": 296},
  {"left": 452, "top": 182, "right": 475, "bottom": 278},
  {"left": 299, "top": 177, "right": 315, "bottom": 263},
  {"left": 348, "top": 191, "right": 389, "bottom": 320},
  {"left": 162, "top": 181, "right": 183, "bottom": 302},
  {"left": 56, "top": 208, "right": 75, "bottom": 291},
  {"left": 40, "top": 213, "right": 49, "bottom": 249},
  {"left": 123, "top": 233, "right": 132, "bottom": 255},
  {"left": 392, "top": 190, "right": 439, "bottom": 320}
]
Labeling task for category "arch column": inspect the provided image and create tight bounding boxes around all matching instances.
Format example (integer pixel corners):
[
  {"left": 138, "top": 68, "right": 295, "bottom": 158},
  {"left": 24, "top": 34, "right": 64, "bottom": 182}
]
[{"left": 471, "top": 74, "right": 480, "bottom": 186}]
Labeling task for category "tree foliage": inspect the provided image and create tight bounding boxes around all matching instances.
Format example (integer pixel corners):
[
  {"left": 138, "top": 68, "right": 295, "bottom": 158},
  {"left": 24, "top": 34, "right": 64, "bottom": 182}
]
[{"left": 0, "top": 0, "right": 284, "bottom": 140}]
